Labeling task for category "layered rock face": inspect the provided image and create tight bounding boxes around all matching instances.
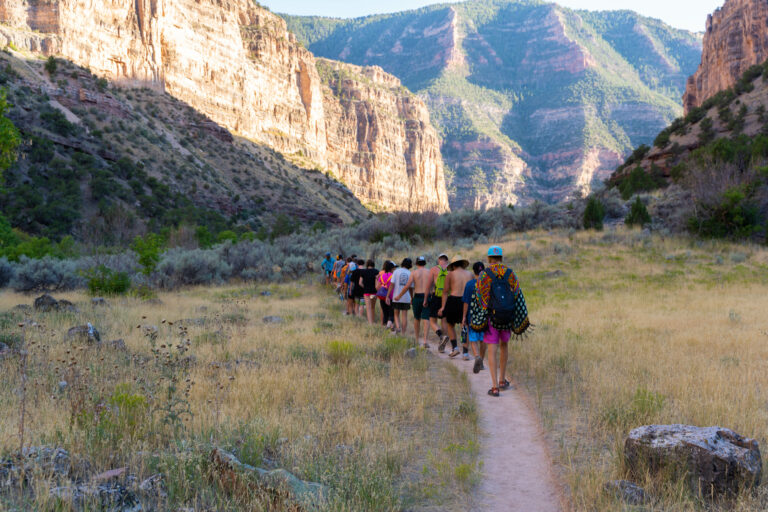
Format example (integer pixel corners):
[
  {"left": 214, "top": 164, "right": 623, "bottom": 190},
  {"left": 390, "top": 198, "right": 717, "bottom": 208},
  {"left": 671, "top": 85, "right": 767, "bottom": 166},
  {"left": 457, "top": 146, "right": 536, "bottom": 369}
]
[
  {"left": 0, "top": 0, "right": 448, "bottom": 213},
  {"left": 286, "top": 1, "right": 701, "bottom": 208},
  {"left": 684, "top": 0, "right": 768, "bottom": 113}
]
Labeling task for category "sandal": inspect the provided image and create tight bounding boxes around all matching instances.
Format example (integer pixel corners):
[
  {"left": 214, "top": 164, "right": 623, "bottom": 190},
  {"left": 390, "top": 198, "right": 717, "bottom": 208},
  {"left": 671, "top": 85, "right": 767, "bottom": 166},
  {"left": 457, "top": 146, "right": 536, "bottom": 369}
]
[
  {"left": 499, "top": 378, "right": 512, "bottom": 390},
  {"left": 487, "top": 387, "right": 500, "bottom": 397}
]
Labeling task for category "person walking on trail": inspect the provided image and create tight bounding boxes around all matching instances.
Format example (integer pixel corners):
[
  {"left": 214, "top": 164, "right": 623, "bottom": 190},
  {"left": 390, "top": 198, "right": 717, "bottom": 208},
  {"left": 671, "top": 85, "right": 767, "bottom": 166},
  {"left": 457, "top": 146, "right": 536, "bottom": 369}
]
[
  {"left": 438, "top": 256, "right": 473, "bottom": 358},
  {"left": 396, "top": 256, "right": 431, "bottom": 348},
  {"left": 377, "top": 261, "right": 395, "bottom": 330},
  {"left": 470, "top": 245, "right": 531, "bottom": 397},
  {"left": 388, "top": 258, "right": 412, "bottom": 335},
  {"left": 428, "top": 254, "right": 450, "bottom": 351},
  {"left": 347, "top": 258, "right": 362, "bottom": 316},
  {"left": 359, "top": 259, "right": 380, "bottom": 325},
  {"left": 463, "top": 262, "right": 487, "bottom": 373},
  {"left": 322, "top": 253, "right": 334, "bottom": 285},
  {"left": 333, "top": 254, "right": 345, "bottom": 291}
]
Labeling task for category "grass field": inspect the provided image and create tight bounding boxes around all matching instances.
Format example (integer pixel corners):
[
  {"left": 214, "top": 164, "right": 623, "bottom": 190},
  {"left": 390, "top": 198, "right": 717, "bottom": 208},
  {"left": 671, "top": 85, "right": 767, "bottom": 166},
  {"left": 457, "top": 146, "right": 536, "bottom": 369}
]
[{"left": 0, "top": 283, "right": 478, "bottom": 510}]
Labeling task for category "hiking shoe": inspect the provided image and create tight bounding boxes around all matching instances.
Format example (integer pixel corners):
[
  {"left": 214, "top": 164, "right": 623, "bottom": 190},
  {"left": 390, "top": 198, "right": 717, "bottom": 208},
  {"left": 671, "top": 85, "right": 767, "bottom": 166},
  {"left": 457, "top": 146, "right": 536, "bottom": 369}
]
[
  {"left": 448, "top": 349, "right": 460, "bottom": 358},
  {"left": 462, "top": 353, "right": 471, "bottom": 361},
  {"left": 473, "top": 356, "right": 483, "bottom": 374},
  {"left": 438, "top": 335, "right": 449, "bottom": 353}
]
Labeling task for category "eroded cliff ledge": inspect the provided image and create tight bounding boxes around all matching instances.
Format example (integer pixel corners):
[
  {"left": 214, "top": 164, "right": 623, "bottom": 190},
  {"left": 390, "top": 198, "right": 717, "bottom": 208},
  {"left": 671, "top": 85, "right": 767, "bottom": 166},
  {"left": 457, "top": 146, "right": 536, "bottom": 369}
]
[{"left": 0, "top": 0, "right": 449, "bottom": 213}]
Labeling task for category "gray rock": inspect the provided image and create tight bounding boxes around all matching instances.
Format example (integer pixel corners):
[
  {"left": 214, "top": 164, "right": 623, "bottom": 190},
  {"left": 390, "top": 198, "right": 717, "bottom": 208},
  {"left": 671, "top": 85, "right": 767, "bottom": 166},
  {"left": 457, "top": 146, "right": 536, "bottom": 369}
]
[
  {"left": 57, "top": 300, "right": 79, "bottom": 313},
  {"left": 604, "top": 480, "right": 649, "bottom": 506},
  {"left": 34, "top": 294, "right": 59, "bottom": 312},
  {"left": 98, "top": 339, "right": 127, "bottom": 351},
  {"left": 625, "top": 424, "right": 761, "bottom": 498},
  {"left": 0, "top": 342, "right": 9, "bottom": 353},
  {"left": 404, "top": 348, "right": 417, "bottom": 359},
  {"left": 50, "top": 483, "right": 140, "bottom": 511},
  {"left": 66, "top": 324, "right": 101, "bottom": 344},
  {"left": 58, "top": 381, "right": 68, "bottom": 392},
  {"left": 138, "top": 474, "right": 166, "bottom": 498},
  {"left": 12, "top": 304, "right": 31, "bottom": 312},
  {"left": 262, "top": 316, "right": 284, "bottom": 324},
  {"left": 91, "top": 298, "right": 109, "bottom": 307},
  {"left": 210, "top": 448, "right": 328, "bottom": 510}
]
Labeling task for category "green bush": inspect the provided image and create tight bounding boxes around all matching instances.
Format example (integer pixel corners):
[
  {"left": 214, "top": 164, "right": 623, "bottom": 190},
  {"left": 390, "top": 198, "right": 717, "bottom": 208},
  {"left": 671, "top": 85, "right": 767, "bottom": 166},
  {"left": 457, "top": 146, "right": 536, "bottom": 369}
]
[
  {"left": 326, "top": 340, "right": 359, "bottom": 365},
  {"left": 85, "top": 265, "right": 131, "bottom": 296},
  {"left": 625, "top": 198, "right": 651, "bottom": 227},
  {"left": 376, "top": 335, "right": 411, "bottom": 360},
  {"left": 44, "top": 56, "right": 57, "bottom": 76},
  {"left": 583, "top": 197, "right": 605, "bottom": 231},
  {"left": 617, "top": 166, "right": 665, "bottom": 200},
  {"left": 689, "top": 186, "right": 761, "bottom": 239},
  {"left": 131, "top": 232, "right": 165, "bottom": 275}
]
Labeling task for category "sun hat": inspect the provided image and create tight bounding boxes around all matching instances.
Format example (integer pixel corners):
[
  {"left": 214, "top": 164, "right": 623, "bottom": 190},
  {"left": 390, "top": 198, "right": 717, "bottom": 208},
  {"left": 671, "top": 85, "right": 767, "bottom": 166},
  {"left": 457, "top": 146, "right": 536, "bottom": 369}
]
[
  {"left": 487, "top": 245, "right": 503, "bottom": 257},
  {"left": 448, "top": 255, "right": 469, "bottom": 270}
]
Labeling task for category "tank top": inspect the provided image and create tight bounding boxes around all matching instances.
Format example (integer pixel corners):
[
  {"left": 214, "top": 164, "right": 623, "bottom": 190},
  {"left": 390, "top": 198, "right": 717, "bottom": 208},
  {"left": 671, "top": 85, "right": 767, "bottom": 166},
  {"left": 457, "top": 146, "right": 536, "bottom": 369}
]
[{"left": 435, "top": 268, "right": 448, "bottom": 297}]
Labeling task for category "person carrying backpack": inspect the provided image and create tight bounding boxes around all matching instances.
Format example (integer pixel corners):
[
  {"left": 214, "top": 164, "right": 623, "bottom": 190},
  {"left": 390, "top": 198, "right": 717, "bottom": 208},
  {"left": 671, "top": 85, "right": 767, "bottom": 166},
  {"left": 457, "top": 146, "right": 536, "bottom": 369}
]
[{"left": 470, "top": 245, "right": 531, "bottom": 397}]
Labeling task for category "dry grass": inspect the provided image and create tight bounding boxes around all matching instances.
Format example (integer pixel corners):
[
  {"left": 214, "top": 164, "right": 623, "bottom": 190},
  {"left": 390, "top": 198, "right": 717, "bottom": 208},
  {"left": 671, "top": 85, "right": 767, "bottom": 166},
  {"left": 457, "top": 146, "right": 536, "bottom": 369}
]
[
  {"left": 0, "top": 283, "right": 478, "bottom": 510},
  {"left": 455, "top": 228, "right": 768, "bottom": 510}
]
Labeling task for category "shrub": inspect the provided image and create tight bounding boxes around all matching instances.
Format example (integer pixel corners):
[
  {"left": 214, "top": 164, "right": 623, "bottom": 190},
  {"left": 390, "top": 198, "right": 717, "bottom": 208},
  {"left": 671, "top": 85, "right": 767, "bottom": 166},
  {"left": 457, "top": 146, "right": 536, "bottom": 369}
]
[
  {"left": 131, "top": 233, "right": 165, "bottom": 275},
  {"left": 688, "top": 186, "right": 761, "bottom": 239},
  {"left": 625, "top": 198, "right": 651, "bottom": 227},
  {"left": 0, "top": 257, "right": 13, "bottom": 287},
  {"left": 617, "top": 166, "right": 666, "bottom": 200},
  {"left": 157, "top": 248, "right": 232, "bottom": 288},
  {"left": 326, "top": 340, "right": 359, "bottom": 365},
  {"left": 44, "top": 56, "right": 57, "bottom": 76},
  {"left": 583, "top": 197, "right": 605, "bottom": 231},
  {"left": 10, "top": 256, "right": 84, "bottom": 292},
  {"left": 376, "top": 335, "right": 411, "bottom": 360},
  {"left": 85, "top": 265, "right": 131, "bottom": 295}
]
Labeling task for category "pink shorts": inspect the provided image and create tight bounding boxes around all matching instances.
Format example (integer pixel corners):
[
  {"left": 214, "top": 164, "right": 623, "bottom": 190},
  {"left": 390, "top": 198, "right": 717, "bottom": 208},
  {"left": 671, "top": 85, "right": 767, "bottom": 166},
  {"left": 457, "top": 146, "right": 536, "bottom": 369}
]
[{"left": 484, "top": 325, "right": 511, "bottom": 345}]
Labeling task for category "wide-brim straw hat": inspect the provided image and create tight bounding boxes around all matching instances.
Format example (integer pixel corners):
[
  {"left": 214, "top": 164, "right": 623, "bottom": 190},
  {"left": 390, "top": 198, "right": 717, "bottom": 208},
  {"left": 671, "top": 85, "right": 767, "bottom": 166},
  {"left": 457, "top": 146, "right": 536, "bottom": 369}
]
[{"left": 448, "top": 255, "right": 469, "bottom": 270}]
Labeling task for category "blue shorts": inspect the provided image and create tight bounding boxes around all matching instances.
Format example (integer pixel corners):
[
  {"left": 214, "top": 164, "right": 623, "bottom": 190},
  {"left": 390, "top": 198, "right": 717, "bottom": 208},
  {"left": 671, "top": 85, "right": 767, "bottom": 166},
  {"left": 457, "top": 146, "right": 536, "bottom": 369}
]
[{"left": 468, "top": 329, "right": 484, "bottom": 343}]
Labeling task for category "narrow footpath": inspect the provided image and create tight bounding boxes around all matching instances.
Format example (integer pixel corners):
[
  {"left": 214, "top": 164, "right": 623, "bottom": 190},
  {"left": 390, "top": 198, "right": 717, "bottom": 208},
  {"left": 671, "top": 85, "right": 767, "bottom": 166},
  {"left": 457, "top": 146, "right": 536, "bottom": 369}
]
[{"left": 434, "top": 349, "right": 564, "bottom": 512}]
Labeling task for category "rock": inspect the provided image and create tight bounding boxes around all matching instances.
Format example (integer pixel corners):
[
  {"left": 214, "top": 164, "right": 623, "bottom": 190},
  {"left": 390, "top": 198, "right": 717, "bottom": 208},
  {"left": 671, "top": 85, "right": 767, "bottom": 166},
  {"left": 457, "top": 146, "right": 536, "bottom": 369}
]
[
  {"left": 138, "top": 474, "right": 167, "bottom": 498},
  {"left": 0, "top": 342, "right": 9, "bottom": 353},
  {"left": 91, "top": 298, "right": 109, "bottom": 307},
  {"left": 404, "top": 348, "right": 417, "bottom": 358},
  {"left": 58, "top": 381, "right": 68, "bottom": 392},
  {"left": 50, "top": 483, "right": 140, "bottom": 511},
  {"left": 12, "top": 304, "right": 32, "bottom": 312},
  {"left": 98, "top": 339, "right": 127, "bottom": 351},
  {"left": 625, "top": 424, "right": 762, "bottom": 498},
  {"left": 66, "top": 324, "right": 101, "bottom": 344},
  {"left": 544, "top": 270, "right": 565, "bottom": 278},
  {"left": 604, "top": 480, "right": 649, "bottom": 506},
  {"left": 210, "top": 448, "right": 329, "bottom": 510},
  {"left": 34, "top": 293, "right": 59, "bottom": 312},
  {"left": 57, "top": 300, "right": 79, "bottom": 313},
  {"left": 21, "top": 447, "right": 72, "bottom": 478},
  {"left": 262, "top": 316, "right": 284, "bottom": 324}
]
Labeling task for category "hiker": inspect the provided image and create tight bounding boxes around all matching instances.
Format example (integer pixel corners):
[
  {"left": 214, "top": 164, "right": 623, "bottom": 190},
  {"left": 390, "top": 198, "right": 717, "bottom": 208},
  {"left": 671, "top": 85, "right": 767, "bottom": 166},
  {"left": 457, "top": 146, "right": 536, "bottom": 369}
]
[
  {"left": 377, "top": 261, "right": 395, "bottom": 329},
  {"left": 463, "top": 262, "right": 487, "bottom": 373},
  {"left": 359, "top": 259, "right": 379, "bottom": 325},
  {"left": 346, "top": 257, "right": 361, "bottom": 316},
  {"left": 439, "top": 255, "right": 473, "bottom": 359},
  {"left": 388, "top": 258, "right": 412, "bottom": 335},
  {"left": 321, "top": 252, "right": 334, "bottom": 285},
  {"left": 471, "top": 246, "right": 531, "bottom": 397},
  {"left": 428, "top": 254, "right": 450, "bottom": 351},
  {"left": 395, "top": 256, "right": 431, "bottom": 348},
  {"left": 333, "top": 254, "right": 345, "bottom": 288}
]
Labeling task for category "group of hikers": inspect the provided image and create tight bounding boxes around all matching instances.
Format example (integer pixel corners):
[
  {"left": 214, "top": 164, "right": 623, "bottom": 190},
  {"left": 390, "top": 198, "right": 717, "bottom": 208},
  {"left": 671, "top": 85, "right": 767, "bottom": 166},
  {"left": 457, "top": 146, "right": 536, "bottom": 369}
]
[{"left": 321, "top": 246, "right": 530, "bottom": 397}]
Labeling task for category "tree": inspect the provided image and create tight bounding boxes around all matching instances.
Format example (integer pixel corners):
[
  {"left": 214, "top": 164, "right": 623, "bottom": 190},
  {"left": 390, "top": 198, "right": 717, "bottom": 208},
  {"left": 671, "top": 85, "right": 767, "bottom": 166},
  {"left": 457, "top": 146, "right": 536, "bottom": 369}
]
[
  {"left": 131, "top": 233, "right": 165, "bottom": 275},
  {"left": 0, "top": 89, "right": 20, "bottom": 179},
  {"left": 583, "top": 196, "right": 606, "bottom": 230},
  {"left": 625, "top": 197, "right": 651, "bottom": 227},
  {"left": 44, "top": 56, "right": 57, "bottom": 76}
]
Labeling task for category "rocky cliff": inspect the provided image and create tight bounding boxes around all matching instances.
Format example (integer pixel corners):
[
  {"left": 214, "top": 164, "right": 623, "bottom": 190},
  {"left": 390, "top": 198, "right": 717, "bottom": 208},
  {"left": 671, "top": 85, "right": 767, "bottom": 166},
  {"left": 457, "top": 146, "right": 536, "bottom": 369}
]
[
  {"left": 0, "top": 0, "right": 448, "bottom": 213},
  {"left": 683, "top": 0, "right": 768, "bottom": 113},
  {"left": 286, "top": 1, "right": 702, "bottom": 208}
]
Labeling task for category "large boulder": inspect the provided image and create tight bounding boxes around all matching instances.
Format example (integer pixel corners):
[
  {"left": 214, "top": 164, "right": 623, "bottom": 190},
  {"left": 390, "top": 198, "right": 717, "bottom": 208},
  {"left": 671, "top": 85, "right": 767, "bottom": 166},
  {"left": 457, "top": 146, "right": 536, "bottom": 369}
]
[
  {"left": 210, "top": 448, "right": 328, "bottom": 511},
  {"left": 625, "top": 424, "right": 761, "bottom": 498},
  {"left": 34, "top": 294, "right": 59, "bottom": 312},
  {"left": 66, "top": 324, "right": 101, "bottom": 344}
]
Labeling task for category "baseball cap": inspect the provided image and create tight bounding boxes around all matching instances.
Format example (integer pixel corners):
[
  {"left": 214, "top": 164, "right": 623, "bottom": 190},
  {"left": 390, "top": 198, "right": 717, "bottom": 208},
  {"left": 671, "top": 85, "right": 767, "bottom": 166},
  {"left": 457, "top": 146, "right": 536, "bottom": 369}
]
[
  {"left": 416, "top": 256, "right": 426, "bottom": 263},
  {"left": 487, "top": 245, "right": 503, "bottom": 257},
  {"left": 326, "top": 252, "right": 331, "bottom": 257},
  {"left": 438, "top": 253, "right": 449, "bottom": 260}
]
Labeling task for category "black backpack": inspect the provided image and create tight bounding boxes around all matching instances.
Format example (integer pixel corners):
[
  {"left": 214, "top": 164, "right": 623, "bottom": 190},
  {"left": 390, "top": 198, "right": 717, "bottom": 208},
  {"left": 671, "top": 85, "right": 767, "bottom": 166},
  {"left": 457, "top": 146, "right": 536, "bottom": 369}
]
[{"left": 489, "top": 269, "right": 515, "bottom": 325}]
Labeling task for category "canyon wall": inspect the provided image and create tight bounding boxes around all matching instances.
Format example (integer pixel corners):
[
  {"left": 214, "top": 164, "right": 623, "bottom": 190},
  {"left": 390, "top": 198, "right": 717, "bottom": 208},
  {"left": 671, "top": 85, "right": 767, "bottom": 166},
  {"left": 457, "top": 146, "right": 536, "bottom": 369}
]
[
  {"left": 684, "top": 0, "right": 768, "bottom": 113},
  {"left": 0, "top": 0, "right": 448, "bottom": 213}
]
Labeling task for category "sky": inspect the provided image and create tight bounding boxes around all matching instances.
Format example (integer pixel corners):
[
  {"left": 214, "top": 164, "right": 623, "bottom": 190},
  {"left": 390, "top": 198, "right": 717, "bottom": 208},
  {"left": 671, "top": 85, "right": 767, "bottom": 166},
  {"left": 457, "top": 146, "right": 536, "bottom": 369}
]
[{"left": 262, "top": 0, "right": 724, "bottom": 32}]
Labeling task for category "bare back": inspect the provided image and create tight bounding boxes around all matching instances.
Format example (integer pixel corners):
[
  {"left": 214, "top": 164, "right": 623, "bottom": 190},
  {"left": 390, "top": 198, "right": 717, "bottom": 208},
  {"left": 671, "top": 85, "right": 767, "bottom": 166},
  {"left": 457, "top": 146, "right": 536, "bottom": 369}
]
[
  {"left": 448, "top": 268, "right": 473, "bottom": 297},
  {"left": 412, "top": 267, "right": 432, "bottom": 295}
]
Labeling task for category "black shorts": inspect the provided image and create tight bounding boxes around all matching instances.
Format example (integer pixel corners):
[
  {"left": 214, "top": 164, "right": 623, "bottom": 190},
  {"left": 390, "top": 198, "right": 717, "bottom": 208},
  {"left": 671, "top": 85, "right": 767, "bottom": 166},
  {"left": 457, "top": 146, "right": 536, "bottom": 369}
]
[
  {"left": 393, "top": 302, "right": 411, "bottom": 311},
  {"left": 429, "top": 294, "right": 443, "bottom": 318},
  {"left": 444, "top": 296, "right": 463, "bottom": 325}
]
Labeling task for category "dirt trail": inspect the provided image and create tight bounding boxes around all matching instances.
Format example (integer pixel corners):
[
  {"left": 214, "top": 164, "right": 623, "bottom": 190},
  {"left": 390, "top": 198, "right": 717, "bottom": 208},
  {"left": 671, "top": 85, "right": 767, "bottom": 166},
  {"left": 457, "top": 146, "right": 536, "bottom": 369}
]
[{"left": 435, "top": 349, "right": 564, "bottom": 511}]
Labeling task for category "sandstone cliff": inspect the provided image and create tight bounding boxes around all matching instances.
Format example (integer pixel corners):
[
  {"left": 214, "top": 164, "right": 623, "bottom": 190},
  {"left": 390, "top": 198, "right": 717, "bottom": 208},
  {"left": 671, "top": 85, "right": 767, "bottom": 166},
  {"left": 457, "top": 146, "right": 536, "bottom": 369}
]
[
  {"left": 0, "top": 0, "right": 448, "bottom": 213},
  {"left": 684, "top": 0, "right": 768, "bottom": 113}
]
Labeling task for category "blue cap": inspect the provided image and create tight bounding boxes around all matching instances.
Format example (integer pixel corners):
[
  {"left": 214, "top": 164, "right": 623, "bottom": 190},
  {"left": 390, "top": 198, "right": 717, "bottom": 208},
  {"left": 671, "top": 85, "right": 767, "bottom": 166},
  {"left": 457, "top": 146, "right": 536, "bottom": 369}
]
[
  {"left": 487, "top": 245, "right": 503, "bottom": 257},
  {"left": 326, "top": 252, "right": 331, "bottom": 257}
]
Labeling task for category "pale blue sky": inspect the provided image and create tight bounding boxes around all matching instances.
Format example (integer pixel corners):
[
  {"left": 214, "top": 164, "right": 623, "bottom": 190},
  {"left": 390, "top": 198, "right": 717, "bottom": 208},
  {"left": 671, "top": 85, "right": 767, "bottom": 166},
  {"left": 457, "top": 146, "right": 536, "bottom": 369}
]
[{"left": 264, "top": 0, "right": 724, "bottom": 32}]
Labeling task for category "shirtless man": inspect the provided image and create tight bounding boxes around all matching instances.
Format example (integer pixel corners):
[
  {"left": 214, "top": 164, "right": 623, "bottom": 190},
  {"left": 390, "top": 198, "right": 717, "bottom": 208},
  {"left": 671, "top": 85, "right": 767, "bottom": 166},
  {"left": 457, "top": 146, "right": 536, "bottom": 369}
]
[
  {"left": 439, "top": 256, "right": 473, "bottom": 358},
  {"left": 395, "top": 256, "right": 432, "bottom": 348},
  {"left": 428, "top": 254, "right": 450, "bottom": 352}
]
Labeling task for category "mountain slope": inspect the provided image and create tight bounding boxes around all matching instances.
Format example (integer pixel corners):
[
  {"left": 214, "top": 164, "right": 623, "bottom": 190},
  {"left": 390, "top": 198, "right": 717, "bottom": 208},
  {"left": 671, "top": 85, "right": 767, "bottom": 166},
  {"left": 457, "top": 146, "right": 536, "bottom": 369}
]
[
  {"left": 284, "top": 0, "right": 702, "bottom": 209},
  {"left": 0, "top": 0, "right": 448, "bottom": 214}
]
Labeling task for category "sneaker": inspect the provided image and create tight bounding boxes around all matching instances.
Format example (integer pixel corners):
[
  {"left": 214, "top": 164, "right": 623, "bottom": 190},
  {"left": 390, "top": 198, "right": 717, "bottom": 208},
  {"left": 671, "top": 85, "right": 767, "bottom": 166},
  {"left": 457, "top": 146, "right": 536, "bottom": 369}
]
[
  {"left": 438, "top": 335, "right": 449, "bottom": 353},
  {"left": 473, "top": 356, "right": 483, "bottom": 374},
  {"left": 448, "top": 349, "right": 460, "bottom": 358},
  {"left": 462, "top": 353, "right": 471, "bottom": 361}
]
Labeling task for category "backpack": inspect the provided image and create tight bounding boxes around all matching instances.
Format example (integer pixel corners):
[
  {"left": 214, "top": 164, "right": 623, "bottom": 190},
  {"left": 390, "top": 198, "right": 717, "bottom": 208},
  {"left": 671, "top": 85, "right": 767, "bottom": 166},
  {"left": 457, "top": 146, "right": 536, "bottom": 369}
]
[
  {"left": 489, "top": 269, "right": 516, "bottom": 326},
  {"left": 434, "top": 268, "right": 448, "bottom": 297}
]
